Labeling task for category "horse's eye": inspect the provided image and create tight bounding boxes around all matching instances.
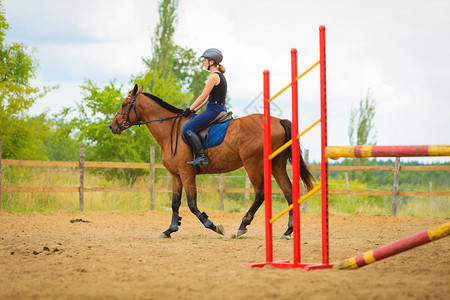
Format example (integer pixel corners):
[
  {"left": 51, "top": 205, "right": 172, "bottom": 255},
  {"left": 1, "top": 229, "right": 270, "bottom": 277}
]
[{"left": 122, "top": 102, "right": 127, "bottom": 108}]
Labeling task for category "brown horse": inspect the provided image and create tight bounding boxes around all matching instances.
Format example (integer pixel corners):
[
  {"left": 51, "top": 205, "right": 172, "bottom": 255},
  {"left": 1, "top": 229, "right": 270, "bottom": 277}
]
[{"left": 109, "top": 84, "right": 314, "bottom": 239}]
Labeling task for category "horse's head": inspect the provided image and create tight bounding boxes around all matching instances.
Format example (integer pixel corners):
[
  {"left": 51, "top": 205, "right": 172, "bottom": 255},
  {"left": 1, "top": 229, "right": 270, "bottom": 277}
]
[{"left": 109, "top": 84, "right": 143, "bottom": 134}]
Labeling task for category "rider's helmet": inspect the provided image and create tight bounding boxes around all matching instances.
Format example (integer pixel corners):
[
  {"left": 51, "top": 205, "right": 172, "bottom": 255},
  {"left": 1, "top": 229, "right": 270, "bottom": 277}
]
[{"left": 201, "top": 48, "right": 223, "bottom": 64}]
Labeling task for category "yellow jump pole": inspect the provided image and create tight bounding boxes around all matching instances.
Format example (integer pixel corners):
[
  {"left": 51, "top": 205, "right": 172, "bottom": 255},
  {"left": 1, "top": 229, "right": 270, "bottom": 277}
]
[
  {"left": 270, "top": 184, "right": 321, "bottom": 224},
  {"left": 267, "top": 60, "right": 320, "bottom": 103},
  {"left": 296, "top": 60, "right": 320, "bottom": 81}
]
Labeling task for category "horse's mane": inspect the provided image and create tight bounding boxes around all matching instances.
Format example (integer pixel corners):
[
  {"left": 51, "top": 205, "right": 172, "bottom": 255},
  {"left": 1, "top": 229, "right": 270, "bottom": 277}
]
[{"left": 142, "top": 92, "right": 184, "bottom": 115}]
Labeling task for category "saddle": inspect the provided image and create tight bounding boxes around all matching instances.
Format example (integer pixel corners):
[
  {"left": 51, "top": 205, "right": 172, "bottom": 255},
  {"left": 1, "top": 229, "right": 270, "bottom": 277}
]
[{"left": 181, "top": 111, "right": 233, "bottom": 148}]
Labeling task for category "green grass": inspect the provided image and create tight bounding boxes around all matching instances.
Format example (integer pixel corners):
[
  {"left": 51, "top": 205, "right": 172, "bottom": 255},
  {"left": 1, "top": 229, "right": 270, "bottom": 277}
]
[{"left": 1, "top": 166, "right": 448, "bottom": 218}]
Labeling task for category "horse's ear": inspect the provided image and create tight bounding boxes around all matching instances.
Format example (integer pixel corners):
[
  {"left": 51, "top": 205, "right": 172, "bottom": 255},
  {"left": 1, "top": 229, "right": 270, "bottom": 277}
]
[
  {"left": 133, "top": 84, "right": 138, "bottom": 95},
  {"left": 138, "top": 85, "right": 144, "bottom": 93}
]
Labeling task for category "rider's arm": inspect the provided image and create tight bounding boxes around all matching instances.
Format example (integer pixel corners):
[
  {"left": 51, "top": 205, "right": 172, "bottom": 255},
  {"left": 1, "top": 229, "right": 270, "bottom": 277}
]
[
  {"left": 190, "top": 74, "right": 219, "bottom": 111},
  {"left": 195, "top": 96, "right": 209, "bottom": 111}
]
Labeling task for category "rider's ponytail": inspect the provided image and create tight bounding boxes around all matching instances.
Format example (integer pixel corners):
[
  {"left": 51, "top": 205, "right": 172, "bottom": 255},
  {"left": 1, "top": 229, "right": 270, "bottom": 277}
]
[{"left": 217, "top": 64, "right": 226, "bottom": 74}]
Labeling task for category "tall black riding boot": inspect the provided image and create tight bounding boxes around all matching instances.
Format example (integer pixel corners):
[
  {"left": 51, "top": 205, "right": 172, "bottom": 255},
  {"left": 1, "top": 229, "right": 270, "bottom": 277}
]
[{"left": 185, "top": 130, "right": 209, "bottom": 166}]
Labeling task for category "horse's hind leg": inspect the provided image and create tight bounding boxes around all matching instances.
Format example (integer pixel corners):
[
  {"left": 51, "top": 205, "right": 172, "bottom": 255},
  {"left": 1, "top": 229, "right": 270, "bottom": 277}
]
[
  {"left": 182, "top": 172, "right": 224, "bottom": 235},
  {"left": 159, "top": 174, "right": 183, "bottom": 238},
  {"left": 272, "top": 154, "right": 294, "bottom": 240}
]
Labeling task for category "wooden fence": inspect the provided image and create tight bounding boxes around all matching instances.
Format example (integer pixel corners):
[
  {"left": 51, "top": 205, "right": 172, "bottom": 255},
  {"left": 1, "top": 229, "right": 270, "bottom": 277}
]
[{"left": 1, "top": 143, "right": 449, "bottom": 213}]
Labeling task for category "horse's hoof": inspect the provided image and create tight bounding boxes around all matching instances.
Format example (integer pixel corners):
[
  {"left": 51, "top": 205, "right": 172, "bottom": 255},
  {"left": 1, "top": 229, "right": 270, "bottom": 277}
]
[
  {"left": 215, "top": 224, "right": 225, "bottom": 235},
  {"left": 280, "top": 234, "right": 291, "bottom": 240},
  {"left": 158, "top": 232, "right": 171, "bottom": 239},
  {"left": 236, "top": 229, "right": 247, "bottom": 238}
]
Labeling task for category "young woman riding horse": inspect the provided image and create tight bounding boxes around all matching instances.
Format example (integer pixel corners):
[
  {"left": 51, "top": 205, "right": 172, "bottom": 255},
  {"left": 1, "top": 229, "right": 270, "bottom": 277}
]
[
  {"left": 182, "top": 48, "right": 228, "bottom": 166},
  {"left": 109, "top": 54, "right": 314, "bottom": 239}
]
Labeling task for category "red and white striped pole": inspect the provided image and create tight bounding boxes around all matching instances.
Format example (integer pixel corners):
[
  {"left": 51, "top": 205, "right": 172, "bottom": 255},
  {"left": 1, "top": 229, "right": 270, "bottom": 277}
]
[
  {"left": 334, "top": 222, "right": 450, "bottom": 269},
  {"left": 324, "top": 145, "right": 450, "bottom": 160}
]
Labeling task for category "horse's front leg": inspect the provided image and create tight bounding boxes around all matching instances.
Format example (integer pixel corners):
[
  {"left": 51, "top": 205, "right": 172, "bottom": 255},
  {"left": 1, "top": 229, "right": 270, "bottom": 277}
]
[
  {"left": 159, "top": 174, "right": 183, "bottom": 238},
  {"left": 182, "top": 172, "right": 224, "bottom": 235}
]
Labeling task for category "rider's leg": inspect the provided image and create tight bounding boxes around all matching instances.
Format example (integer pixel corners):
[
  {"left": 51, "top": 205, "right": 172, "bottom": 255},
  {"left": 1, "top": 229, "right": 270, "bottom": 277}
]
[
  {"left": 183, "top": 104, "right": 226, "bottom": 166},
  {"left": 184, "top": 130, "right": 209, "bottom": 166}
]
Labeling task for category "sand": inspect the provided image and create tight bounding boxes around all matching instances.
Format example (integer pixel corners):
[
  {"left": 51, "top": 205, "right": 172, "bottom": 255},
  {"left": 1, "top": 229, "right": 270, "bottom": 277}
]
[{"left": 1, "top": 210, "right": 449, "bottom": 299}]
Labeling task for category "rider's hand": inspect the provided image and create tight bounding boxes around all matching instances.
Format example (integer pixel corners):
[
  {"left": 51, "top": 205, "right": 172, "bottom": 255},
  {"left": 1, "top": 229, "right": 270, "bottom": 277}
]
[{"left": 182, "top": 107, "right": 194, "bottom": 117}]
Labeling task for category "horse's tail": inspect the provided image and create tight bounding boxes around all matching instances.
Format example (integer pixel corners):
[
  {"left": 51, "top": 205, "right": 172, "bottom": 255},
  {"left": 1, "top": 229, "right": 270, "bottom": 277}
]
[{"left": 280, "top": 119, "right": 315, "bottom": 191}]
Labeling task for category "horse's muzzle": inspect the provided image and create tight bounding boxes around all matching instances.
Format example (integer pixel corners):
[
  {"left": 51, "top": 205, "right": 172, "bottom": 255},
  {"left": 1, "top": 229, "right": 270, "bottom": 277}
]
[{"left": 109, "top": 124, "right": 122, "bottom": 135}]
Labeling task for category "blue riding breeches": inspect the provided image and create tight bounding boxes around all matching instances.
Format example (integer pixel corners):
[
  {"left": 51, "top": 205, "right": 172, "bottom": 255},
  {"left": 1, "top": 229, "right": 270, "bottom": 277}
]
[{"left": 183, "top": 102, "right": 227, "bottom": 133}]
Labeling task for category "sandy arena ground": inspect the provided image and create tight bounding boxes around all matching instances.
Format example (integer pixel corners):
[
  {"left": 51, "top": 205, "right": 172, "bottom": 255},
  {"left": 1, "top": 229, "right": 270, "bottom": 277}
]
[{"left": 0, "top": 210, "right": 449, "bottom": 299}]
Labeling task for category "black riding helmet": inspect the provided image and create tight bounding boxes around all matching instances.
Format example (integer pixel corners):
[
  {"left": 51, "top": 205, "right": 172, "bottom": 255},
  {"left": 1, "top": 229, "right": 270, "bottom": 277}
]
[{"left": 201, "top": 48, "right": 223, "bottom": 70}]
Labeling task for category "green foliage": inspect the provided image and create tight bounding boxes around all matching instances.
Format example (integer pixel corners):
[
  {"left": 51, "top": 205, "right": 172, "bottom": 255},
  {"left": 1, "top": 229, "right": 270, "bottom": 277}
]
[
  {"left": 315, "top": 159, "right": 450, "bottom": 190},
  {"left": 0, "top": 1, "right": 7, "bottom": 44},
  {"left": 348, "top": 89, "right": 377, "bottom": 146},
  {"left": 72, "top": 80, "right": 157, "bottom": 186},
  {"left": 379, "top": 160, "right": 449, "bottom": 189},
  {"left": 44, "top": 108, "right": 79, "bottom": 161},
  {"left": 172, "top": 46, "right": 209, "bottom": 98},
  {"left": 44, "top": 0, "right": 209, "bottom": 186},
  {"left": 141, "top": 0, "right": 208, "bottom": 103},
  {"left": 347, "top": 89, "right": 377, "bottom": 181},
  {"left": 132, "top": 69, "right": 192, "bottom": 108},
  {"left": 138, "top": 45, "right": 207, "bottom": 106},
  {"left": 0, "top": 0, "right": 56, "bottom": 159},
  {"left": 145, "top": 0, "right": 178, "bottom": 79}
]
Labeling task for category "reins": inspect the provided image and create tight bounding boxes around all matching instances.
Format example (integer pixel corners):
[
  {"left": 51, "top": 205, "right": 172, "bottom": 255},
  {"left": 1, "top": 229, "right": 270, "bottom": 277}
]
[{"left": 114, "top": 91, "right": 184, "bottom": 156}]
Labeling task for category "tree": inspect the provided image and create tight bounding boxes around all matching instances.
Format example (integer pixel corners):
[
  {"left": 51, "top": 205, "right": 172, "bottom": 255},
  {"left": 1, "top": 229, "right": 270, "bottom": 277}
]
[
  {"left": 144, "top": 0, "right": 178, "bottom": 79},
  {"left": 172, "top": 45, "right": 209, "bottom": 98},
  {"left": 44, "top": 108, "right": 79, "bottom": 161},
  {"left": 348, "top": 89, "right": 377, "bottom": 146},
  {"left": 56, "top": 0, "right": 210, "bottom": 185},
  {"left": 140, "top": 0, "right": 208, "bottom": 103},
  {"left": 347, "top": 89, "right": 377, "bottom": 182},
  {"left": 0, "top": 0, "right": 55, "bottom": 159},
  {"left": 132, "top": 69, "right": 192, "bottom": 108},
  {"left": 73, "top": 80, "right": 155, "bottom": 186}
]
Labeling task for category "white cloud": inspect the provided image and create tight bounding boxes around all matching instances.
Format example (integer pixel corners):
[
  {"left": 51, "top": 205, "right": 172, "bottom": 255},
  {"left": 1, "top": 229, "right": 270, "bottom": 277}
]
[
  {"left": 37, "top": 40, "right": 150, "bottom": 82},
  {"left": 30, "top": 79, "right": 82, "bottom": 116}
]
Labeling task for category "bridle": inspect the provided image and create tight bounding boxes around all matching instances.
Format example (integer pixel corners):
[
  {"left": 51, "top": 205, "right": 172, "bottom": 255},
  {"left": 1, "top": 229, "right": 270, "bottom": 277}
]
[
  {"left": 113, "top": 91, "right": 185, "bottom": 155},
  {"left": 114, "top": 91, "right": 182, "bottom": 129}
]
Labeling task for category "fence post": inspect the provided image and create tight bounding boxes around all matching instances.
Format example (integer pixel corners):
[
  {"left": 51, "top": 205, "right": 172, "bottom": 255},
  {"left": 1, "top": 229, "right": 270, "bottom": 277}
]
[
  {"left": 79, "top": 144, "right": 85, "bottom": 211},
  {"left": 219, "top": 173, "right": 225, "bottom": 211},
  {"left": 0, "top": 138, "right": 2, "bottom": 210},
  {"left": 301, "top": 149, "right": 309, "bottom": 213},
  {"left": 244, "top": 175, "right": 250, "bottom": 205},
  {"left": 345, "top": 171, "right": 350, "bottom": 206},
  {"left": 150, "top": 146, "right": 155, "bottom": 210},
  {"left": 391, "top": 157, "right": 401, "bottom": 216}
]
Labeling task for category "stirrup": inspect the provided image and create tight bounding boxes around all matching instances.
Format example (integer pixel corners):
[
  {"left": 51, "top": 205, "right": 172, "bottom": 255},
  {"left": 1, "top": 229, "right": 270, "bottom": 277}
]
[{"left": 187, "top": 155, "right": 209, "bottom": 166}]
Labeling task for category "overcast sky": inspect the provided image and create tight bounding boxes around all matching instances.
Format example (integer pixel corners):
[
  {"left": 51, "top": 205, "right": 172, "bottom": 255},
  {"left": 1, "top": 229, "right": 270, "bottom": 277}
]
[{"left": 3, "top": 0, "right": 449, "bottom": 162}]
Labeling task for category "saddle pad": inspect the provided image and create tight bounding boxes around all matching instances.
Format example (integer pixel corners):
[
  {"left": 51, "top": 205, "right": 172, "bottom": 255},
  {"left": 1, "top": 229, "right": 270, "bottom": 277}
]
[{"left": 182, "top": 120, "right": 232, "bottom": 149}]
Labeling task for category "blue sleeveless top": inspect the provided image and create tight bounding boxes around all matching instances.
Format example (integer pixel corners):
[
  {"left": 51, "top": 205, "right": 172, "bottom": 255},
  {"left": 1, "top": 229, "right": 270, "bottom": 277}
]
[{"left": 208, "top": 72, "right": 227, "bottom": 104}]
